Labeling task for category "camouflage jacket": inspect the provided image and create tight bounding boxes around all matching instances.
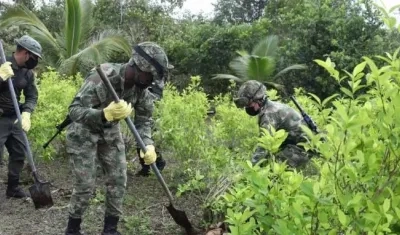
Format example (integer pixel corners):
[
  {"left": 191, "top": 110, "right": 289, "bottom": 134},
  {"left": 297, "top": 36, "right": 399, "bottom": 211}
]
[
  {"left": 68, "top": 63, "right": 156, "bottom": 145},
  {"left": 252, "top": 100, "right": 307, "bottom": 162}
]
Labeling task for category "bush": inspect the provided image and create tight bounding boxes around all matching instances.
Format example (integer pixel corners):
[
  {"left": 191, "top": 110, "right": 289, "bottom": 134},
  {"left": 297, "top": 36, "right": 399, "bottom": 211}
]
[
  {"left": 216, "top": 49, "right": 400, "bottom": 234},
  {"left": 28, "top": 67, "right": 82, "bottom": 161},
  {"left": 152, "top": 76, "right": 258, "bottom": 210}
]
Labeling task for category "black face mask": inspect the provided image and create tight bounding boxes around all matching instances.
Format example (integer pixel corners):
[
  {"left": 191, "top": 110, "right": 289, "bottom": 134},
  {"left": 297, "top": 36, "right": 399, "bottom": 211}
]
[
  {"left": 25, "top": 57, "right": 38, "bottom": 69},
  {"left": 135, "top": 82, "right": 150, "bottom": 89},
  {"left": 245, "top": 106, "right": 260, "bottom": 116}
]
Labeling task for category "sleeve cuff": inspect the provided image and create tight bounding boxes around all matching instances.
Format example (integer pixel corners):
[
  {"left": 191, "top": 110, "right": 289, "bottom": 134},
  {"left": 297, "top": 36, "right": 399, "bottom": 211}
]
[{"left": 89, "top": 108, "right": 105, "bottom": 125}]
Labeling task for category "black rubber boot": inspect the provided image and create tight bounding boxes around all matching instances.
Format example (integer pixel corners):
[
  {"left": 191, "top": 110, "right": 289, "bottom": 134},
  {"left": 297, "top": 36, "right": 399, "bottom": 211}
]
[
  {"left": 6, "top": 176, "right": 29, "bottom": 198},
  {"left": 102, "top": 216, "right": 121, "bottom": 235},
  {"left": 65, "top": 217, "right": 83, "bottom": 235}
]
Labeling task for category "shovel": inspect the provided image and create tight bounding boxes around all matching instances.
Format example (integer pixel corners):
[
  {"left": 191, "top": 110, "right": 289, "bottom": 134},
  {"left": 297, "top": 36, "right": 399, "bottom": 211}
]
[
  {"left": 96, "top": 65, "right": 195, "bottom": 234},
  {"left": 0, "top": 40, "right": 53, "bottom": 209}
]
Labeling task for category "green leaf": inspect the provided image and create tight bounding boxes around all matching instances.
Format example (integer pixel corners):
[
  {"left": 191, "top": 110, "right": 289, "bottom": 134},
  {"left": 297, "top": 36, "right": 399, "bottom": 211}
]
[
  {"left": 212, "top": 74, "right": 244, "bottom": 82},
  {"left": 340, "top": 87, "right": 354, "bottom": 99},
  {"left": 337, "top": 209, "right": 347, "bottom": 226},
  {"left": 394, "top": 207, "right": 400, "bottom": 219},
  {"left": 328, "top": 229, "right": 338, "bottom": 235},
  {"left": 393, "top": 47, "right": 400, "bottom": 60},
  {"left": 367, "top": 154, "right": 377, "bottom": 168},
  {"left": 364, "top": 213, "right": 380, "bottom": 223},
  {"left": 314, "top": 59, "right": 339, "bottom": 79},
  {"left": 322, "top": 94, "right": 339, "bottom": 107},
  {"left": 65, "top": 0, "right": 83, "bottom": 57},
  {"left": 307, "top": 92, "right": 321, "bottom": 106},
  {"left": 383, "top": 199, "right": 390, "bottom": 213},
  {"left": 293, "top": 202, "right": 304, "bottom": 217},
  {"left": 240, "top": 208, "right": 256, "bottom": 223},
  {"left": 352, "top": 61, "right": 367, "bottom": 77},
  {"left": 273, "top": 64, "right": 308, "bottom": 79},
  {"left": 272, "top": 219, "right": 289, "bottom": 235},
  {"left": 375, "top": 55, "right": 392, "bottom": 64},
  {"left": 363, "top": 56, "right": 379, "bottom": 75},
  {"left": 300, "top": 181, "right": 314, "bottom": 198},
  {"left": 347, "top": 193, "right": 363, "bottom": 207}
]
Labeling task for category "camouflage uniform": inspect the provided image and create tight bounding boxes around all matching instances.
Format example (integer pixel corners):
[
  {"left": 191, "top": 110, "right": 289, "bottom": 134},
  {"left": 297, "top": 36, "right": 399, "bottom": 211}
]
[
  {"left": 234, "top": 80, "right": 310, "bottom": 168},
  {"left": 66, "top": 63, "right": 155, "bottom": 218},
  {"left": 65, "top": 42, "right": 173, "bottom": 235}
]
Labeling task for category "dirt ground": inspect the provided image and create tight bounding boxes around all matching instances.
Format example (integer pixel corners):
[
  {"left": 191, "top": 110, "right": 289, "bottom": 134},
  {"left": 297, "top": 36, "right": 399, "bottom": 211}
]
[{"left": 0, "top": 153, "right": 207, "bottom": 235}]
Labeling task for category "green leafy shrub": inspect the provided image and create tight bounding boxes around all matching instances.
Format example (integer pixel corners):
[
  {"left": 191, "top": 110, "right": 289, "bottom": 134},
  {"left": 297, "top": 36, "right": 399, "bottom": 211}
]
[
  {"left": 28, "top": 67, "right": 82, "bottom": 160},
  {"left": 216, "top": 49, "right": 400, "bottom": 234},
  {"left": 153, "top": 76, "right": 257, "bottom": 211}
]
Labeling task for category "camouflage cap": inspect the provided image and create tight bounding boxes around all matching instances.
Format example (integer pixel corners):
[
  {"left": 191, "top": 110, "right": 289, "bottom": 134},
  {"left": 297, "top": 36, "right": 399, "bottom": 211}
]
[
  {"left": 234, "top": 80, "right": 266, "bottom": 108},
  {"left": 15, "top": 35, "right": 42, "bottom": 59},
  {"left": 128, "top": 42, "right": 173, "bottom": 82}
]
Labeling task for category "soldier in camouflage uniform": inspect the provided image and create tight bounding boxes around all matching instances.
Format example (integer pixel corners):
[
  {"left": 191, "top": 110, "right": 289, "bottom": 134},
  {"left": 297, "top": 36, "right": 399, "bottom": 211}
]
[
  {"left": 64, "top": 42, "right": 173, "bottom": 235},
  {"left": 0, "top": 35, "right": 42, "bottom": 198},
  {"left": 234, "top": 80, "right": 310, "bottom": 168}
]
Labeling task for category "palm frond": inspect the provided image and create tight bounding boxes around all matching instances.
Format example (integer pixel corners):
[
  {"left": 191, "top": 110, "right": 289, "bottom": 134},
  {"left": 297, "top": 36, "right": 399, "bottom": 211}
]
[
  {"left": 273, "top": 64, "right": 308, "bottom": 79},
  {"left": 236, "top": 49, "right": 249, "bottom": 57},
  {"left": 247, "top": 55, "right": 276, "bottom": 81},
  {"left": 229, "top": 55, "right": 249, "bottom": 79},
  {"left": 251, "top": 35, "right": 279, "bottom": 58},
  {"left": 262, "top": 81, "right": 286, "bottom": 92},
  {"left": 79, "top": 0, "right": 94, "bottom": 45},
  {"left": 60, "top": 30, "right": 130, "bottom": 75},
  {"left": 0, "top": 5, "right": 58, "bottom": 53},
  {"left": 211, "top": 74, "right": 244, "bottom": 82},
  {"left": 65, "top": 0, "right": 82, "bottom": 57}
]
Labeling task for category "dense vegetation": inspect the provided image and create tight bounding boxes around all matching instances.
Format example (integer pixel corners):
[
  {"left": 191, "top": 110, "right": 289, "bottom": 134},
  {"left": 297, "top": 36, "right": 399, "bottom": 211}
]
[{"left": 1, "top": 0, "right": 400, "bottom": 234}]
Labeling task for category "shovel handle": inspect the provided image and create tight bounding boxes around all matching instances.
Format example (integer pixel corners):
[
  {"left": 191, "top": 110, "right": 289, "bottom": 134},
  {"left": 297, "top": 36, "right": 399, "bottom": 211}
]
[
  {"left": 0, "top": 40, "right": 38, "bottom": 176},
  {"left": 95, "top": 65, "right": 175, "bottom": 204}
]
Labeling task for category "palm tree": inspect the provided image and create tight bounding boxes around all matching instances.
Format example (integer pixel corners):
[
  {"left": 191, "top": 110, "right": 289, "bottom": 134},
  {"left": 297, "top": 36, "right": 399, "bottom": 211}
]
[
  {"left": 0, "top": 0, "right": 131, "bottom": 76},
  {"left": 212, "top": 35, "right": 307, "bottom": 89}
]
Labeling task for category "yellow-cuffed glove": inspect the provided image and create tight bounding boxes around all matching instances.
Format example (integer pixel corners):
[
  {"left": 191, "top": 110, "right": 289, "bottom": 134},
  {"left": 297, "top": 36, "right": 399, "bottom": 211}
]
[
  {"left": 139, "top": 145, "right": 157, "bottom": 165},
  {"left": 103, "top": 100, "right": 133, "bottom": 122},
  {"left": 0, "top": 62, "right": 14, "bottom": 81},
  {"left": 18, "top": 112, "right": 31, "bottom": 132}
]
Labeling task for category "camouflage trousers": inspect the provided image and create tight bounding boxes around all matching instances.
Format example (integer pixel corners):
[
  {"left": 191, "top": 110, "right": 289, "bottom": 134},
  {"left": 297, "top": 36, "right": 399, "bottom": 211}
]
[
  {"left": 252, "top": 144, "right": 310, "bottom": 168},
  {"left": 275, "top": 144, "right": 310, "bottom": 168},
  {"left": 66, "top": 122, "right": 127, "bottom": 218}
]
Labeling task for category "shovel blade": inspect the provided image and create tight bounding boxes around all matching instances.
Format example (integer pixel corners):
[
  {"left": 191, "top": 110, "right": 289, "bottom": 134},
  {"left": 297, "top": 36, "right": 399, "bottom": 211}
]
[
  {"left": 166, "top": 203, "right": 194, "bottom": 234},
  {"left": 29, "top": 182, "right": 53, "bottom": 209}
]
